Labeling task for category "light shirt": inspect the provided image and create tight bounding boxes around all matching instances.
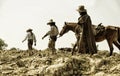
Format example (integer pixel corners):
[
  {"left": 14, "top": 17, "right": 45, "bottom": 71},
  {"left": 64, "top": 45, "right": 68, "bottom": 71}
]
[
  {"left": 46, "top": 26, "right": 59, "bottom": 37},
  {"left": 50, "top": 26, "right": 59, "bottom": 36},
  {"left": 23, "top": 32, "right": 36, "bottom": 42}
]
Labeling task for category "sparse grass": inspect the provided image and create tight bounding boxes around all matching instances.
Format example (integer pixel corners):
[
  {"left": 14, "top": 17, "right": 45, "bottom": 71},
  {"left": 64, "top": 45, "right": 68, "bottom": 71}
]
[{"left": 0, "top": 49, "right": 119, "bottom": 76}]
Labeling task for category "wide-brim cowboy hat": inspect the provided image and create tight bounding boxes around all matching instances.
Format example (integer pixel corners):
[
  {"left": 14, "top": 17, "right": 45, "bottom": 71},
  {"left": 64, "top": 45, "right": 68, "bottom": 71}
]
[
  {"left": 47, "top": 19, "right": 55, "bottom": 25},
  {"left": 76, "top": 5, "right": 87, "bottom": 12},
  {"left": 26, "top": 28, "right": 32, "bottom": 32}
]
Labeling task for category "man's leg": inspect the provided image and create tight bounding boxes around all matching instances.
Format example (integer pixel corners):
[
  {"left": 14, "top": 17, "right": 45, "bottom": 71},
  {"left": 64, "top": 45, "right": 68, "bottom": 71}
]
[
  {"left": 28, "top": 39, "right": 33, "bottom": 50},
  {"left": 51, "top": 40, "right": 56, "bottom": 54},
  {"left": 28, "top": 40, "right": 31, "bottom": 50},
  {"left": 48, "top": 39, "right": 52, "bottom": 49}
]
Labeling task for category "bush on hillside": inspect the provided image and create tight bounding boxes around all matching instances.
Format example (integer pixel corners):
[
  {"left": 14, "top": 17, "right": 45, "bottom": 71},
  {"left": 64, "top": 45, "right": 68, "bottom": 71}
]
[{"left": 0, "top": 38, "right": 8, "bottom": 50}]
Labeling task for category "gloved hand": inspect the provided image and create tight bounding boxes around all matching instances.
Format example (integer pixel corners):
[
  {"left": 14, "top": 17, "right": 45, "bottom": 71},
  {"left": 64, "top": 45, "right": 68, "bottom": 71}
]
[
  {"left": 34, "top": 43, "right": 36, "bottom": 46},
  {"left": 42, "top": 37, "right": 44, "bottom": 40},
  {"left": 22, "top": 40, "right": 24, "bottom": 43}
]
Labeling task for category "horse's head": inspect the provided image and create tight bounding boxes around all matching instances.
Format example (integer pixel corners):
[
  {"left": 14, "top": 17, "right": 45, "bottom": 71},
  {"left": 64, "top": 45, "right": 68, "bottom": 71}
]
[{"left": 59, "top": 22, "right": 71, "bottom": 37}]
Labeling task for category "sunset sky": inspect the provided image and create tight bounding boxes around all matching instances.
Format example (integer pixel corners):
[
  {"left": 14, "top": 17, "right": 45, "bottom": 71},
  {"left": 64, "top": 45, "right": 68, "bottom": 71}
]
[{"left": 0, "top": 0, "right": 120, "bottom": 52}]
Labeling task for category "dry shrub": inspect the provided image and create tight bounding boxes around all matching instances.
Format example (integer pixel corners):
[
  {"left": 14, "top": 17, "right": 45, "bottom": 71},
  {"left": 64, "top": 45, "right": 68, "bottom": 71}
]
[
  {"left": 0, "top": 56, "right": 11, "bottom": 62},
  {"left": 97, "top": 59, "right": 110, "bottom": 67},
  {"left": 16, "top": 60, "right": 25, "bottom": 67},
  {"left": 97, "top": 50, "right": 109, "bottom": 57},
  {"left": 92, "top": 54, "right": 102, "bottom": 58}
]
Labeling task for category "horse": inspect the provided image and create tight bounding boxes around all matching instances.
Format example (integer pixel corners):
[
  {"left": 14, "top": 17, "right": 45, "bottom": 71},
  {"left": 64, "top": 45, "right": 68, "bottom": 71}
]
[{"left": 59, "top": 22, "right": 120, "bottom": 56}]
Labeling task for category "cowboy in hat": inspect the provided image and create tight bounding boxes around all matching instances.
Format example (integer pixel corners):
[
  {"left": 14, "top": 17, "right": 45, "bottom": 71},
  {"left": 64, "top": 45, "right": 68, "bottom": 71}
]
[
  {"left": 22, "top": 28, "right": 36, "bottom": 50},
  {"left": 76, "top": 5, "right": 87, "bottom": 13},
  {"left": 47, "top": 19, "right": 55, "bottom": 25},
  {"left": 26, "top": 28, "right": 32, "bottom": 32},
  {"left": 77, "top": 5, "right": 97, "bottom": 54},
  {"left": 42, "top": 19, "right": 59, "bottom": 54}
]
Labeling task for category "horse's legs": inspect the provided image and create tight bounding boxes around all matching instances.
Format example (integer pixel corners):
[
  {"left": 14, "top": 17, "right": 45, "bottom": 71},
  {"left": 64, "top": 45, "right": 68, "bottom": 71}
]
[
  {"left": 113, "top": 41, "right": 120, "bottom": 50},
  {"left": 72, "top": 42, "right": 77, "bottom": 55},
  {"left": 107, "top": 39, "right": 114, "bottom": 56}
]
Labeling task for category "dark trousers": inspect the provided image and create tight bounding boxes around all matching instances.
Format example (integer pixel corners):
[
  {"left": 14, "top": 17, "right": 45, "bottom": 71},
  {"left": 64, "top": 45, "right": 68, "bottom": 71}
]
[{"left": 28, "top": 39, "right": 33, "bottom": 50}]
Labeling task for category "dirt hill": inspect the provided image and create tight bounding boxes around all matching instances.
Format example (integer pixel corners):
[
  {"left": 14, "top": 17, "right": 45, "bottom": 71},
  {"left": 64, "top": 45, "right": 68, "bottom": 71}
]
[{"left": 0, "top": 49, "right": 120, "bottom": 76}]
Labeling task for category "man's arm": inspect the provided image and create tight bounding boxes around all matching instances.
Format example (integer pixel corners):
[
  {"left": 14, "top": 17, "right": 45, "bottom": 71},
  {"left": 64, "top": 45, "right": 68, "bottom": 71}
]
[
  {"left": 42, "top": 31, "right": 50, "bottom": 39},
  {"left": 33, "top": 34, "right": 37, "bottom": 46},
  {"left": 22, "top": 34, "right": 27, "bottom": 43}
]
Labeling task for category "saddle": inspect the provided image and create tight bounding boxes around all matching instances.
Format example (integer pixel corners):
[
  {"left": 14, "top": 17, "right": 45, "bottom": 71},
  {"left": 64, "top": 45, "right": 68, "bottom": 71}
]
[
  {"left": 95, "top": 23, "right": 105, "bottom": 35},
  {"left": 95, "top": 23, "right": 118, "bottom": 36}
]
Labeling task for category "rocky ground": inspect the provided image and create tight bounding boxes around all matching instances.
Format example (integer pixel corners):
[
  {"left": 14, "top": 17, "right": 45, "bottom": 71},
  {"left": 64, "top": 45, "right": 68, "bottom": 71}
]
[{"left": 0, "top": 49, "right": 120, "bottom": 76}]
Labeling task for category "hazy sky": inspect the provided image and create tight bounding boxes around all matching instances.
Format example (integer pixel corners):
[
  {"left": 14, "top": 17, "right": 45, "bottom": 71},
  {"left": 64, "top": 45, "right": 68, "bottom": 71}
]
[{"left": 0, "top": 0, "right": 120, "bottom": 52}]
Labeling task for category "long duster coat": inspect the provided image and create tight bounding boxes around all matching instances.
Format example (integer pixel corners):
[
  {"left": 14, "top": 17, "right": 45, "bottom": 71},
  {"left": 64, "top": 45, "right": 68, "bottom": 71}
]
[{"left": 78, "top": 14, "right": 97, "bottom": 54}]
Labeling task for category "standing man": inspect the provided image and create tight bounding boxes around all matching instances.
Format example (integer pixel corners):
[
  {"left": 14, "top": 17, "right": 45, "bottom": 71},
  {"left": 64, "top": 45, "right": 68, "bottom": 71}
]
[
  {"left": 77, "top": 5, "right": 97, "bottom": 54},
  {"left": 22, "top": 28, "right": 36, "bottom": 50},
  {"left": 42, "top": 19, "right": 59, "bottom": 53}
]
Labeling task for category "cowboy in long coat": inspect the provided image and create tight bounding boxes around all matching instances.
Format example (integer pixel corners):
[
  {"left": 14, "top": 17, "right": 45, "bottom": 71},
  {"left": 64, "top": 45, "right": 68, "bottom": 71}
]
[{"left": 77, "top": 5, "right": 97, "bottom": 54}]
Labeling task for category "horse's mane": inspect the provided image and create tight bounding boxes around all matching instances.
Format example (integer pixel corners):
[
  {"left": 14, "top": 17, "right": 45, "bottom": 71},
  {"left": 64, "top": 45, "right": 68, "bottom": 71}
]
[
  {"left": 65, "top": 22, "right": 78, "bottom": 26},
  {"left": 66, "top": 22, "right": 97, "bottom": 27}
]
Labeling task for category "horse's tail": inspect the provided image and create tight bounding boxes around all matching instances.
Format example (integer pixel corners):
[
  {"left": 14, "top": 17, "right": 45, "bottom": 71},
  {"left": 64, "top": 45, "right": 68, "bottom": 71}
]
[{"left": 117, "top": 27, "right": 120, "bottom": 43}]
